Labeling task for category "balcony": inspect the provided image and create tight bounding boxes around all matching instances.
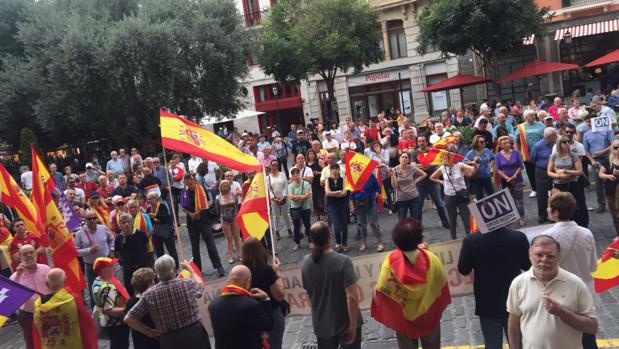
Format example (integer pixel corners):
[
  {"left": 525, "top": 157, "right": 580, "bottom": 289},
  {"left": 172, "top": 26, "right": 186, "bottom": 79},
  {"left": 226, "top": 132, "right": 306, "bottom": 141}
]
[
  {"left": 562, "top": 0, "right": 608, "bottom": 6},
  {"left": 368, "top": 0, "right": 413, "bottom": 10}
]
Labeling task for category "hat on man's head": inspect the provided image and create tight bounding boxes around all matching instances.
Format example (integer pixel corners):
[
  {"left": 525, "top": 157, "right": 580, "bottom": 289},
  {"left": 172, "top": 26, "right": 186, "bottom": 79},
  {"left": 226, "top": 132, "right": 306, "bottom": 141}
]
[
  {"left": 112, "top": 195, "right": 125, "bottom": 205},
  {"left": 297, "top": 129, "right": 304, "bottom": 134},
  {"left": 93, "top": 257, "right": 119, "bottom": 275},
  {"left": 85, "top": 162, "right": 94, "bottom": 169},
  {"left": 90, "top": 191, "right": 100, "bottom": 199},
  {"left": 544, "top": 115, "right": 553, "bottom": 121},
  {"left": 324, "top": 130, "right": 331, "bottom": 136}
]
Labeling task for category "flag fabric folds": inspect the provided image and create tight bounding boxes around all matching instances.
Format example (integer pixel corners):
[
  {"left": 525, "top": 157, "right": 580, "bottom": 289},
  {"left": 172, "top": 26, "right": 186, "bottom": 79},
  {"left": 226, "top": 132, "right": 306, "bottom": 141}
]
[
  {"left": 470, "top": 215, "right": 479, "bottom": 234},
  {"left": 375, "top": 168, "right": 388, "bottom": 210},
  {"left": 194, "top": 184, "right": 209, "bottom": 211},
  {"left": 592, "top": 239, "right": 619, "bottom": 293},
  {"left": 236, "top": 172, "right": 269, "bottom": 240},
  {"left": 418, "top": 148, "right": 464, "bottom": 167},
  {"left": 177, "top": 260, "right": 205, "bottom": 286},
  {"left": 516, "top": 124, "right": 530, "bottom": 161},
  {"left": 371, "top": 248, "right": 452, "bottom": 339},
  {"left": 90, "top": 204, "right": 111, "bottom": 229},
  {"left": 31, "top": 146, "right": 85, "bottom": 295},
  {"left": 0, "top": 275, "right": 38, "bottom": 327},
  {"left": 33, "top": 288, "right": 98, "bottom": 349},
  {"left": 0, "top": 164, "right": 44, "bottom": 240},
  {"left": 0, "top": 232, "right": 13, "bottom": 272},
  {"left": 160, "top": 109, "right": 261, "bottom": 172},
  {"left": 54, "top": 184, "right": 82, "bottom": 232},
  {"left": 345, "top": 151, "right": 379, "bottom": 191},
  {"left": 432, "top": 135, "right": 456, "bottom": 149}
]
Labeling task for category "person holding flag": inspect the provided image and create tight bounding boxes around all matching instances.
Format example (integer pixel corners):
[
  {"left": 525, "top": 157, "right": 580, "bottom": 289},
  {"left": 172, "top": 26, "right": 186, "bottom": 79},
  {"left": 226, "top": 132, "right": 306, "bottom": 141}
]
[
  {"left": 92, "top": 257, "right": 130, "bottom": 349},
  {"left": 181, "top": 174, "right": 225, "bottom": 276},
  {"left": 32, "top": 268, "right": 98, "bottom": 349},
  {"left": 351, "top": 171, "right": 383, "bottom": 253}
]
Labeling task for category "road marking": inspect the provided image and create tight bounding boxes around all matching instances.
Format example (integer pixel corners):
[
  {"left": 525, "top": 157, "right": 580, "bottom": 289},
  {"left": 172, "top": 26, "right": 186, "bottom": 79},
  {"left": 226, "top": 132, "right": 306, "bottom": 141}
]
[{"left": 440, "top": 340, "right": 619, "bottom": 349}]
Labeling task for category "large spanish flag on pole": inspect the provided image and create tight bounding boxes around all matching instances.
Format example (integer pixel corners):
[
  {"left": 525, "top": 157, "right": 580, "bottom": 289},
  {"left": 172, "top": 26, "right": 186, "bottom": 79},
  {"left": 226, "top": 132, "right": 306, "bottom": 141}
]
[
  {"left": 160, "top": 109, "right": 261, "bottom": 172},
  {"left": 418, "top": 148, "right": 464, "bottom": 167},
  {"left": 31, "top": 146, "right": 85, "bottom": 295},
  {"left": 432, "top": 135, "right": 456, "bottom": 149},
  {"left": 371, "top": 248, "right": 451, "bottom": 339},
  {"left": 592, "top": 239, "right": 619, "bottom": 293},
  {"left": 345, "top": 151, "right": 379, "bottom": 191},
  {"left": 236, "top": 172, "right": 269, "bottom": 240},
  {"left": 0, "top": 164, "right": 44, "bottom": 239}
]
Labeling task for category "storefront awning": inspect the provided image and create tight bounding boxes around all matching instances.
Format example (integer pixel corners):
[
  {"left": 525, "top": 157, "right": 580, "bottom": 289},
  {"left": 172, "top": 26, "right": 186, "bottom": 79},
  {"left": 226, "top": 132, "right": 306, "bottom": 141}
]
[
  {"left": 420, "top": 73, "right": 491, "bottom": 93},
  {"left": 554, "top": 18, "right": 619, "bottom": 41},
  {"left": 497, "top": 60, "right": 579, "bottom": 84},
  {"left": 200, "top": 109, "right": 265, "bottom": 126},
  {"left": 584, "top": 48, "right": 619, "bottom": 67}
]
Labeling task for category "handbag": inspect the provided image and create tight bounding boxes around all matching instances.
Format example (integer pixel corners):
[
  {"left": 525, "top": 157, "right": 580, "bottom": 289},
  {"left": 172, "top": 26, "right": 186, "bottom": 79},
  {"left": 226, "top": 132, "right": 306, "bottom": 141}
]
[
  {"left": 444, "top": 165, "right": 469, "bottom": 202},
  {"left": 268, "top": 176, "right": 287, "bottom": 206}
]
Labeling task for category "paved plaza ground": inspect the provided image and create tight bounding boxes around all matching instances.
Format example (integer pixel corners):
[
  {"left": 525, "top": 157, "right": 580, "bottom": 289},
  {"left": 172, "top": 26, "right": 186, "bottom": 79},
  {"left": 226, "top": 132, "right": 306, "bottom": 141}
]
[{"left": 2, "top": 187, "right": 619, "bottom": 348}]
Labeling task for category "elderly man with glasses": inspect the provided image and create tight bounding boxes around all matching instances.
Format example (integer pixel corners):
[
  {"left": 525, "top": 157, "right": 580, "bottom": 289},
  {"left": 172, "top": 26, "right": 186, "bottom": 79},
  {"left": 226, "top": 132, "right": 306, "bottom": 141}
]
[{"left": 75, "top": 209, "right": 115, "bottom": 306}]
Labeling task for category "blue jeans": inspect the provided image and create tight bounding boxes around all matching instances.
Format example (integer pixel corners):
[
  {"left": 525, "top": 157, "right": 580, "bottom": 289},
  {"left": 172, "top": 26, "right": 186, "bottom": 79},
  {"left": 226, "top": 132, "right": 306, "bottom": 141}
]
[
  {"left": 417, "top": 184, "right": 449, "bottom": 228},
  {"left": 397, "top": 197, "right": 421, "bottom": 220},
  {"left": 479, "top": 316, "right": 508, "bottom": 349},
  {"left": 471, "top": 177, "right": 495, "bottom": 200},
  {"left": 327, "top": 204, "right": 349, "bottom": 246},
  {"left": 291, "top": 208, "right": 311, "bottom": 244}
]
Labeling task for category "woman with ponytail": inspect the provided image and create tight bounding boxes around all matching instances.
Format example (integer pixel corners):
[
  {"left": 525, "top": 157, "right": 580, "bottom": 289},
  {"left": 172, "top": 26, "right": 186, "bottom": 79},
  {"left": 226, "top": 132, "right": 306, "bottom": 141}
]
[{"left": 301, "top": 222, "right": 363, "bottom": 349}]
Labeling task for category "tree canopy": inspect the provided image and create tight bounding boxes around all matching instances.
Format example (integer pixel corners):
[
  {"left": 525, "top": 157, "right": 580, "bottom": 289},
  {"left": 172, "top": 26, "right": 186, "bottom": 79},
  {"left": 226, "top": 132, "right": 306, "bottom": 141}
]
[
  {"left": 256, "top": 0, "right": 384, "bottom": 120},
  {"left": 0, "top": 0, "right": 250, "bottom": 150},
  {"left": 417, "top": 0, "right": 548, "bottom": 81}
]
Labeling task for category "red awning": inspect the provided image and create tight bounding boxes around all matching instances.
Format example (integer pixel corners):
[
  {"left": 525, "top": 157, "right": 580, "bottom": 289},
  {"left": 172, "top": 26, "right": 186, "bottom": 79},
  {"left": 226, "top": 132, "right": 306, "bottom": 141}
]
[
  {"left": 420, "top": 73, "right": 492, "bottom": 93},
  {"left": 584, "top": 48, "right": 619, "bottom": 68},
  {"left": 497, "top": 60, "right": 579, "bottom": 84}
]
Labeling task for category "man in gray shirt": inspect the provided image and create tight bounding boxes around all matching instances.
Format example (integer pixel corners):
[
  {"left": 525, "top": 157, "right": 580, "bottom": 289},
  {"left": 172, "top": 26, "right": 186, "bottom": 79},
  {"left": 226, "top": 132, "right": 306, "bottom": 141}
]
[
  {"left": 302, "top": 221, "right": 362, "bottom": 349},
  {"left": 75, "top": 209, "right": 115, "bottom": 305}
]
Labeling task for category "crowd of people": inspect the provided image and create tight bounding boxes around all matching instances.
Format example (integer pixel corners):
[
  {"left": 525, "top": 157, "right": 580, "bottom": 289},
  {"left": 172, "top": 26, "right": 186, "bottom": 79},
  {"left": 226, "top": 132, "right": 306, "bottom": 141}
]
[{"left": 1, "top": 90, "right": 619, "bottom": 349}]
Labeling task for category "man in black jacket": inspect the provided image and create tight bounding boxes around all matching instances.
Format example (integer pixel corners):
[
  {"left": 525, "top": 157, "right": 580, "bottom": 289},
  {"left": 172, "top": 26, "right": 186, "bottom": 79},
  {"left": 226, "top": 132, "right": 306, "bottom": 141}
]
[
  {"left": 458, "top": 226, "right": 530, "bottom": 349},
  {"left": 209, "top": 265, "right": 274, "bottom": 349}
]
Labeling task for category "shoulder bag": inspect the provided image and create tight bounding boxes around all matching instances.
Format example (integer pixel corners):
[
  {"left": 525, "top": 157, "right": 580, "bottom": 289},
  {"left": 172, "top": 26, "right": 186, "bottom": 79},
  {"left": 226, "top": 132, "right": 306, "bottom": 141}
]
[
  {"left": 445, "top": 165, "right": 469, "bottom": 202},
  {"left": 268, "top": 175, "right": 287, "bottom": 206}
]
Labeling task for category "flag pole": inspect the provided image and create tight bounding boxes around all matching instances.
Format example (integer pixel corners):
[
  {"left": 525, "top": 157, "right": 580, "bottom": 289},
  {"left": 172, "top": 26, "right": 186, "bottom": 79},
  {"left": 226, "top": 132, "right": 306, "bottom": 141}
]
[
  {"left": 262, "top": 164, "right": 276, "bottom": 260},
  {"left": 161, "top": 147, "right": 186, "bottom": 263}
]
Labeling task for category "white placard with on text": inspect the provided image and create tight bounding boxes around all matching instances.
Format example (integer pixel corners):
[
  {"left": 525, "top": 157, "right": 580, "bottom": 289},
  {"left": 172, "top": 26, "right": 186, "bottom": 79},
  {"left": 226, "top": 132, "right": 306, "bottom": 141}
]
[
  {"left": 468, "top": 188, "right": 520, "bottom": 234},
  {"left": 591, "top": 115, "right": 612, "bottom": 133}
]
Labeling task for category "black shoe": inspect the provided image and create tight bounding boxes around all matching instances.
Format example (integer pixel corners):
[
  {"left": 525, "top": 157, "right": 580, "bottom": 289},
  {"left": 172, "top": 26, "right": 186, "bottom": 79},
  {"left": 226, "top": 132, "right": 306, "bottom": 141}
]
[
  {"left": 595, "top": 206, "right": 606, "bottom": 213},
  {"left": 442, "top": 223, "right": 450, "bottom": 229},
  {"left": 287, "top": 229, "right": 293, "bottom": 238},
  {"left": 537, "top": 217, "right": 549, "bottom": 224},
  {"left": 216, "top": 267, "right": 225, "bottom": 277}
]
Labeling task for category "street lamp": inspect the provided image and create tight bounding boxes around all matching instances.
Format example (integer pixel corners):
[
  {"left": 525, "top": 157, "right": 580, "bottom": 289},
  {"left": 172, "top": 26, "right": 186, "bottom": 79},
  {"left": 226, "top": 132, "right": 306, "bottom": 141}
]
[{"left": 272, "top": 85, "right": 280, "bottom": 130}]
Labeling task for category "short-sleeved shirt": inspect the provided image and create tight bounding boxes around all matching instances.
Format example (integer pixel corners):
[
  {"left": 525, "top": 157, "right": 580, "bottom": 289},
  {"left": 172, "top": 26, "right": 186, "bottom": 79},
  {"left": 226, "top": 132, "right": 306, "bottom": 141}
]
[
  {"left": 326, "top": 177, "right": 348, "bottom": 206},
  {"left": 393, "top": 165, "right": 420, "bottom": 201},
  {"left": 506, "top": 268, "right": 597, "bottom": 349},
  {"left": 10, "top": 264, "right": 50, "bottom": 312},
  {"left": 288, "top": 181, "right": 311, "bottom": 210},
  {"left": 301, "top": 252, "right": 361, "bottom": 338},
  {"left": 93, "top": 279, "right": 127, "bottom": 327},
  {"left": 601, "top": 158, "right": 619, "bottom": 196},
  {"left": 250, "top": 265, "right": 281, "bottom": 310},
  {"left": 127, "top": 278, "right": 204, "bottom": 333},
  {"left": 550, "top": 152, "right": 579, "bottom": 184},
  {"left": 440, "top": 163, "right": 467, "bottom": 196},
  {"left": 9, "top": 233, "right": 47, "bottom": 270},
  {"left": 114, "top": 230, "right": 150, "bottom": 270}
]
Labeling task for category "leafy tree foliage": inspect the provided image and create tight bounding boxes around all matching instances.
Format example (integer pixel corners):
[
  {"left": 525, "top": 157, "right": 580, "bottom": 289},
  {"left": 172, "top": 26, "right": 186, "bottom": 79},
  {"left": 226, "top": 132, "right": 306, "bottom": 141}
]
[
  {"left": 19, "top": 127, "right": 38, "bottom": 166},
  {"left": 417, "top": 0, "right": 548, "bottom": 95},
  {"left": 0, "top": 0, "right": 250, "bottom": 150},
  {"left": 257, "top": 0, "right": 383, "bottom": 121}
]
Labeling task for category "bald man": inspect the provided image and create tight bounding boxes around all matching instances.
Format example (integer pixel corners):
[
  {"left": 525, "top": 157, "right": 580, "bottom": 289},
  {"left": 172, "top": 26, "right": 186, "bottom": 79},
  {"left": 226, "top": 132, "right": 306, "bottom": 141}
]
[
  {"left": 33, "top": 268, "right": 98, "bottom": 349},
  {"left": 209, "top": 265, "right": 274, "bottom": 349},
  {"left": 10, "top": 244, "right": 50, "bottom": 349}
]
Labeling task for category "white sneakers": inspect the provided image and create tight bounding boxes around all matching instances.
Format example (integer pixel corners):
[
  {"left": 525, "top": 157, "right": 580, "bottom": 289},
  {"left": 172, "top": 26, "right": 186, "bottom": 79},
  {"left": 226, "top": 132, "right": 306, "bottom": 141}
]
[{"left": 529, "top": 191, "right": 537, "bottom": 198}]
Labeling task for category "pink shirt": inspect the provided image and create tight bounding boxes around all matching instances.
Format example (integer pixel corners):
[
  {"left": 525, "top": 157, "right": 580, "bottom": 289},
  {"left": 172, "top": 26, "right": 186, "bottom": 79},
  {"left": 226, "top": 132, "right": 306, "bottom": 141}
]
[{"left": 10, "top": 264, "right": 51, "bottom": 312}]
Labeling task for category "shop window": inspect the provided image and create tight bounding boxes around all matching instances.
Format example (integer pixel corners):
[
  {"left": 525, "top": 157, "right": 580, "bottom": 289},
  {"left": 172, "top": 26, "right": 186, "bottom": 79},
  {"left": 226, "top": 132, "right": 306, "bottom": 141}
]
[
  {"left": 426, "top": 74, "right": 450, "bottom": 116},
  {"left": 388, "top": 20, "right": 407, "bottom": 59}
]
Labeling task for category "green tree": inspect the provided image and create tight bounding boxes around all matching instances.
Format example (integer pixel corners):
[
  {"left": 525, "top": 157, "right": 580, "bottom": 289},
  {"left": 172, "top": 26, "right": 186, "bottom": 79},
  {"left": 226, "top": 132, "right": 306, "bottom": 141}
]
[
  {"left": 19, "top": 127, "right": 38, "bottom": 166},
  {"left": 257, "top": 0, "right": 383, "bottom": 121},
  {"left": 0, "top": 0, "right": 250, "bottom": 150},
  {"left": 417, "top": 0, "right": 548, "bottom": 98}
]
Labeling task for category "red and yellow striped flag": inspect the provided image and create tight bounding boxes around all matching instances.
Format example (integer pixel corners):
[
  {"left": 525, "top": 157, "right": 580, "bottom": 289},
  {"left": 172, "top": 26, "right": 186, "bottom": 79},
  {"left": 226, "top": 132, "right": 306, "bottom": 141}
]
[
  {"left": 31, "top": 146, "right": 85, "bottom": 295},
  {"left": 194, "top": 184, "right": 209, "bottom": 211},
  {"left": 371, "top": 248, "right": 451, "bottom": 339},
  {"left": 516, "top": 123, "right": 530, "bottom": 161},
  {"left": 592, "top": 239, "right": 619, "bottom": 293},
  {"left": 0, "top": 164, "right": 44, "bottom": 240},
  {"left": 90, "top": 203, "right": 111, "bottom": 229},
  {"left": 160, "top": 109, "right": 261, "bottom": 172},
  {"left": 177, "top": 260, "right": 204, "bottom": 285},
  {"left": 432, "top": 135, "right": 456, "bottom": 149},
  {"left": 236, "top": 172, "right": 269, "bottom": 240},
  {"left": 345, "top": 150, "right": 379, "bottom": 191},
  {"left": 375, "top": 168, "right": 388, "bottom": 210},
  {"left": 418, "top": 148, "right": 464, "bottom": 167}
]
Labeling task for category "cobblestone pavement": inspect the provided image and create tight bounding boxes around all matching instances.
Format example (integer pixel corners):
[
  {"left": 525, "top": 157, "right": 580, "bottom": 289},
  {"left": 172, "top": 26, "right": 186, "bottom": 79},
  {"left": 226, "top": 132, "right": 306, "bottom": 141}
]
[{"left": 2, "top": 187, "right": 619, "bottom": 348}]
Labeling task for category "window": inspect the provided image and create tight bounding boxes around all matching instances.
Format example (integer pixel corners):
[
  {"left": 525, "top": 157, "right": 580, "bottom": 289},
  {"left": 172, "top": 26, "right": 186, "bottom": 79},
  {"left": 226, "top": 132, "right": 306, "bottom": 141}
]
[
  {"left": 375, "top": 23, "right": 385, "bottom": 55},
  {"left": 388, "top": 20, "right": 407, "bottom": 59},
  {"left": 243, "top": 0, "right": 262, "bottom": 27}
]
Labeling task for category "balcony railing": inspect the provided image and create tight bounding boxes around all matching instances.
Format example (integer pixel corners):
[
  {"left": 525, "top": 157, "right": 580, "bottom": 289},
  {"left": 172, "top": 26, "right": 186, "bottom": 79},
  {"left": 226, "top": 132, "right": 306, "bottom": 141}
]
[
  {"left": 562, "top": 0, "right": 608, "bottom": 7},
  {"left": 244, "top": 10, "right": 269, "bottom": 27}
]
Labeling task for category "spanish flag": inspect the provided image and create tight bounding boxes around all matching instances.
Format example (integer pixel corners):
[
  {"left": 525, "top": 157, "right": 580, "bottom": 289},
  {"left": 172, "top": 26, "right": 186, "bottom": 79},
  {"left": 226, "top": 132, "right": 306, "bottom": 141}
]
[
  {"left": 375, "top": 168, "right": 388, "bottom": 210},
  {"left": 236, "top": 171, "right": 269, "bottom": 240},
  {"left": 31, "top": 146, "right": 85, "bottom": 295},
  {"left": 592, "top": 239, "right": 619, "bottom": 293},
  {"left": 371, "top": 248, "right": 451, "bottom": 339},
  {"left": 0, "top": 232, "right": 13, "bottom": 272},
  {"left": 160, "top": 109, "right": 261, "bottom": 172},
  {"left": 33, "top": 288, "right": 98, "bottom": 349},
  {"left": 0, "top": 164, "right": 44, "bottom": 241},
  {"left": 516, "top": 123, "right": 530, "bottom": 161},
  {"left": 178, "top": 259, "right": 204, "bottom": 285},
  {"left": 90, "top": 203, "right": 111, "bottom": 229},
  {"left": 345, "top": 150, "right": 379, "bottom": 191},
  {"left": 432, "top": 135, "right": 456, "bottom": 149},
  {"left": 194, "top": 183, "right": 209, "bottom": 211},
  {"left": 418, "top": 148, "right": 464, "bottom": 167}
]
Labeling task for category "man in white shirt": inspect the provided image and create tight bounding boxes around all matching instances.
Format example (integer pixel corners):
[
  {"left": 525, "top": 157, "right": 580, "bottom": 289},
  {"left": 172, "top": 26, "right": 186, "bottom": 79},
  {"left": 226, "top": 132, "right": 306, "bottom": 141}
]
[
  {"left": 507, "top": 235, "right": 598, "bottom": 349},
  {"left": 20, "top": 165, "right": 33, "bottom": 191},
  {"left": 289, "top": 153, "right": 314, "bottom": 182},
  {"left": 542, "top": 192, "right": 598, "bottom": 349},
  {"left": 321, "top": 131, "right": 339, "bottom": 154},
  {"left": 187, "top": 155, "right": 203, "bottom": 174},
  {"left": 429, "top": 122, "right": 451, "bottom": 145}
]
